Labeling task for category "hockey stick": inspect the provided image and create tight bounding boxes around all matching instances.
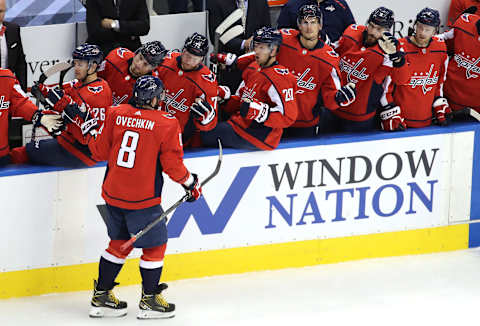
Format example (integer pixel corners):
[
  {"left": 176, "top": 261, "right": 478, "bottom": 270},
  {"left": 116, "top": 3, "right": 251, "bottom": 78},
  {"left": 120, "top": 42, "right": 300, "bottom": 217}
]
[
  {"left": 451, "top": 107, "right": 480, "bottom": 122},
  {"left": 212, "top": 9, "right": 243, "bottom": 77},
  {"left": 120, "top": 138, "right": 223, "bottom": 251},
  {"left": 31, "top": 62, "right": 72, "bottom": 107},
  {"left": 220, "top": 25, "right": 244, "bottom": 45}
]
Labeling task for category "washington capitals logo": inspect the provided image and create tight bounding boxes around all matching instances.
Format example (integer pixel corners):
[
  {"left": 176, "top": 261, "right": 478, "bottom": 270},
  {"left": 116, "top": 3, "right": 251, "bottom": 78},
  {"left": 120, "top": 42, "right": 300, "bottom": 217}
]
[
  {"left": 88, "top": 85, "right": 103, "bottom": 94},
  {"left": 325, "top": 5, "right": 335, "bottom": 12},
  {"left": 202, "top": 72, "right": 216, "bottom": 83},
  {"left": 340, "top": 57, "right": 369, "bottom": 83},
  {"left": 241, "top": 84, "right": 257, "bottom": 101},
  {"left": 294, "top": 68, "right": 316, "bottom": 91},
  {"left": 113, "top": 92, "right": 128, "bottom": 105},
  {"left": 454, "top": 52, "right": 480, "bottom": 79},
  {"left": 164, "top": 89, "right": 189, "bottom": 113},
  {"left": 409, "top": 64, "right": 439, "bottom": 94},
  {"left": 116, "top": 48, "right": 129, "bottom": 58},
  {"left": 0, "top": 96, "right": 10, "bottom": 110},
  {"left": 274, "top": 68, "right": 289, "bottom": 75}
]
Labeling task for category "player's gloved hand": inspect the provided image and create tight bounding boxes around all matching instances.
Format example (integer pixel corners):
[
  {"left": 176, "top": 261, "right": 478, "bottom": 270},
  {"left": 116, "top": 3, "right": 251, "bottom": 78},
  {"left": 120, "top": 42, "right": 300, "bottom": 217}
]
[
  {"left": 210, "top": 53, "right": 237, "bottom": 66},
  {"left": 335, "top": 82, "right": 356, "bottom": 107},
  {"left": 432, "top": 97, "right": 453, "bottom": 126},
  {"left": 46, "top": 87, "right": 73, "bottom": 111},
  {"left": 182, "top": 173, "right": 202, "bottom": 202},
  {"left": 380, "top": 104, "right": 407, "bottom": 131},
  {"left": 62, "top": 103, "right": 99, "bottom": 136},
  {"left": 30, "top": 82, "right": 48, "bottom": 99},
  {"left": 240, "top": 99, "right": 270, "bottom": 123},
  {"left": 31, "top": 109, "right": 64, "bottom": 134},
  {"left": 218, "top": 85, "right": 231, "bottom": 101},
  {"left": 190, "top": 99, "right": 216, "bottom": 125},
  {"left": 378, "top": 32, "right": 405, "bottom": 67}
]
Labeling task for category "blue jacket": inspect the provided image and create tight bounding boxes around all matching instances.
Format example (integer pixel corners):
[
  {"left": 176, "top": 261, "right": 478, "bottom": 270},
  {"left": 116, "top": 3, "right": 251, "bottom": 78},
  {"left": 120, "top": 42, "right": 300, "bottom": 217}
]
[{"left": 277, "top": 0, "right": 355, "bottom": 42}]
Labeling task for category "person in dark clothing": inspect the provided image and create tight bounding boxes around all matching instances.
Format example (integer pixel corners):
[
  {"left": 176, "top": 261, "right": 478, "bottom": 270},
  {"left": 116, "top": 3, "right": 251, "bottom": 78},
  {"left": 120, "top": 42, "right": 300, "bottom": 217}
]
[
  {"left": 277, "top": 0, "right": 355, "bottom": 42},
  {"left": 86, "top": 0, "right": 150, "bottom": 56}
]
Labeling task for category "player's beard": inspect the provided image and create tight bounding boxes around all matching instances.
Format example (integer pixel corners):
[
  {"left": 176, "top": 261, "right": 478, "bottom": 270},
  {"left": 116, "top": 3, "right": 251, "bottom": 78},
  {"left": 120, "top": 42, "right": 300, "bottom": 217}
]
[{"left": 364, "top": 33, "right": 378, "bottom": 47}]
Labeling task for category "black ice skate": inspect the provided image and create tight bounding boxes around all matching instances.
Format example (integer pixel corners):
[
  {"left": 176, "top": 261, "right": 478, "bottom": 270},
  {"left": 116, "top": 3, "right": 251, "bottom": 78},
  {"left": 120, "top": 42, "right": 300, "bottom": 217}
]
[
  {"left": 89, "top": 280, "right": 127, "bottom": 318},
  {"left": 137, "top": 283, "right": 175, "bottom": 319}
]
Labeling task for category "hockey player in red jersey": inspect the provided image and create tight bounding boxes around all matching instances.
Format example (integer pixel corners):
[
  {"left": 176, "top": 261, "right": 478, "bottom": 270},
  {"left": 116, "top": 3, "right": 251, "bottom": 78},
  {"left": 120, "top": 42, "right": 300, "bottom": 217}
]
[
  {"left": 205, "top": 27, "right": 298, "bottom": 150},
  {"left": 155, "top": 33, "right": 218, "bottom": 146},
  {"left": 98, "top": 41, "right": 167, "bottom": 105},
  {"left": 0, "top": 69, "right": 62, "bottom": 166},
  {"left": 277, "top": 4, "right": 356, "bottom": 137},
  {"left": 10, "top": 44, "right": 113, "bottom": 167},
  {"left": 321, "top": 7, "right": 409, "bottom": 132},
  {"left": 380, "top": 8, "right": 451, "bottom": 130},
  {"left": 440, "top": 13, "right": 480, "bottom": 115},
  {"left": 63, "top": 75, "right": 201, "bottom": 319}
]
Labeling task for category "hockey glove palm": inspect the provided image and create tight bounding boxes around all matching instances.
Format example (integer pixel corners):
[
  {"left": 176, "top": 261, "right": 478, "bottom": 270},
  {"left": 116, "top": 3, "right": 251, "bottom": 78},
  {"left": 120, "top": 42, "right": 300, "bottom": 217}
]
[
  {"left": 378, "top": 32, "right": 405, "bottom": 67},
  {"left": 190, "top": 99, "right": 216, "bottom": 125},
  {"left": 182, "top": 173, "right": 202, "bottom": 202},
  {"left": 432, "top": 97, "right": 453, "bottom": 126},
  {"left": 380, "top": 104, "right": 407, "bottom": 131},
  {"left": 240, "top": 100, "right": 269, "bottom": 123},
  {"left": 32, "top": 109, "right": 64, "bottom": 134},
  {"left": 335, "top": 83, "right": 356, "bottom": 107}
]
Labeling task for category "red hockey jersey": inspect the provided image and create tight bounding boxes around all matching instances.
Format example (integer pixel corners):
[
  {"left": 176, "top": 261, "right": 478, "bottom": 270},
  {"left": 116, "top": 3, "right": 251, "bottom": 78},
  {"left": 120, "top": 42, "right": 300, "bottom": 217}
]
[
  {"left": 442, "top": 13, "right": 480, "bottom": 112},
  {"left": 155, "top": 51, "right": 218, "bottom": 137},
  {"left": 54, "top": 78, "right": 113, "bottom": 165},
  {"left": 277, "top": 29, "right": 342, "bottom": 128},
  {"left": 89, "top": 104, "right": 191, "bottom": 210},
  {"left": 98, "top": 47, "right": 152, "bottom": 106},
  {"left": 227, "top": 54, "right": 298, "bottom": 150},
  {"left": 0, "top": 69, "right": 37, "bottom": 158},
  {"left": 382, "top": 37, "right": 448, "bottom": 128},
  {"left": 334, "top": 24, "right": 410, "bottom": 122}
]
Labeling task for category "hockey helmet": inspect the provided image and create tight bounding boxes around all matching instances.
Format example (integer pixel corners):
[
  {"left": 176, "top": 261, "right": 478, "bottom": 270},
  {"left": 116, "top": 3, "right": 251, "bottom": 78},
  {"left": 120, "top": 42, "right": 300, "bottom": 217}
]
[
  {"left": 415, "top": 7, "right": 441, "bottom": 28},
  {"left": 137, "top": 41, "right": 167, "bottom": 67},
  {"left": 368, "top": 7, "right": 395, "bottom": 29},
  {"left": 184, "top": 33, "right": 209, "bottom": 57},
  {"left": 133, "top": 75, "right": 165, "bottom": 106},
  {"left": 72, "top": 43, "right": 103, "bottom": 66},
  {"left": 252, "top": 26, "right": 283, "bottom": 48},
  {"left": 297, "top": 4, "right": 323, "bottom": 25}
]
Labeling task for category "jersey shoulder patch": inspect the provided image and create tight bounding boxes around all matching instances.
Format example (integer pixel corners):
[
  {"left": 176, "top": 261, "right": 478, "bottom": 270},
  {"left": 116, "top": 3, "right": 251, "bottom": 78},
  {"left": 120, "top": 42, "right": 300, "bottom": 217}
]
[
  {"left": 88, "top": 85, "right": 104, "bottom": 94},
  {"left": 116, "top": 48, "right": 130, "bottom": 58},
  {"left": 274, "top": 67, "right": 290, "bottom": 76},
  {"left": 201, "top": 72, "right": 216, "bottom": 83}
]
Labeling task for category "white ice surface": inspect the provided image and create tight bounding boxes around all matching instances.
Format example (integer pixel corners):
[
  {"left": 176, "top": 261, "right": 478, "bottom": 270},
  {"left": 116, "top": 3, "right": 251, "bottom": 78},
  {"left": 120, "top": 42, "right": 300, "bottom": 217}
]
[{"left": 1, "top": 248, "right": 479, "bottom": 326}]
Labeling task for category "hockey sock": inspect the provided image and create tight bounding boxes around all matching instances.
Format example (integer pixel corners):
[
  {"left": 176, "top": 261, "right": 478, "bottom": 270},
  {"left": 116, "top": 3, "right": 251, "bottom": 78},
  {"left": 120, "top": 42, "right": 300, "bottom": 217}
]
[
  {"left": 97, "top": 256, "right": 123, "bottom": 290},
  {"left": 140, "top": 266, "right": 163, "bottom": 294}
]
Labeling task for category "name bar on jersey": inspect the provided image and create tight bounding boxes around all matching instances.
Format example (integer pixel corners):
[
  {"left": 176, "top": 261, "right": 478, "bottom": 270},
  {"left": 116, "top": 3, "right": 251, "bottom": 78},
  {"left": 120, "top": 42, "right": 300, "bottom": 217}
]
[
  {"left": 454, "top": 53, "right": 480, "bottom": 79},
  {"left": 115, "top": 115, "right": 155, "bottom": 130}
]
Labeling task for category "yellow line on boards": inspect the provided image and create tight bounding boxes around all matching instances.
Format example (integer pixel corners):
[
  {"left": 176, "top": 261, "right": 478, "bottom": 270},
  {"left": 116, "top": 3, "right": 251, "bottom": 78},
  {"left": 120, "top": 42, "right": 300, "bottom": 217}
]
[{"left": 0, "top": 224, "right": 468, "bottom": 299}]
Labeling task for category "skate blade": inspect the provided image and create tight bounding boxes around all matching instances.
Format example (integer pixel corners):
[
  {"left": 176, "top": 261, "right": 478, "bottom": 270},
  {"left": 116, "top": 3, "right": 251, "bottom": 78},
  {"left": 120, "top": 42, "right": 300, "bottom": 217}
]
[
  {"left": 137, "top": 309, "right": 175, "bottom": 319},
  {"left": 89, "top": 306, "right": 127, "bottom": 318}
]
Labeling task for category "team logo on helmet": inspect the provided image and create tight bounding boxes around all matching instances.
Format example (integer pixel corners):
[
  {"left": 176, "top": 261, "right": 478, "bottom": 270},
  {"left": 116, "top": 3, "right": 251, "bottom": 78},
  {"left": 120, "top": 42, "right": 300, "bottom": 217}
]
[{"left": 415, "top": 7, "right": 441, "bottom": 27}]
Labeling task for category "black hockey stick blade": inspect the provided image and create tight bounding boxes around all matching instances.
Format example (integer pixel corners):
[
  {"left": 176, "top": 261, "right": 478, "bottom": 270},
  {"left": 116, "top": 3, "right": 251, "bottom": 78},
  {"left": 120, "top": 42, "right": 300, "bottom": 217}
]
[
  {"left": 120, "top": 139, "right": 223, "bottom": 251},
  {"left": 466, "top": 107, "right": 480, "bottom": 122},
  {"left": 215, "top": 9, "right": 243, "bottom": 36}
]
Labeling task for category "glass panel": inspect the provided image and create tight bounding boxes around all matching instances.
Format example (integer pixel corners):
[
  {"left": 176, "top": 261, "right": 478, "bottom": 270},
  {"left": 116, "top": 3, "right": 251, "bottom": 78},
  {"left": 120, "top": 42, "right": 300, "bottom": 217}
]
[{"left": 5, "top": 0, "right": 85, "bottom": 27}]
